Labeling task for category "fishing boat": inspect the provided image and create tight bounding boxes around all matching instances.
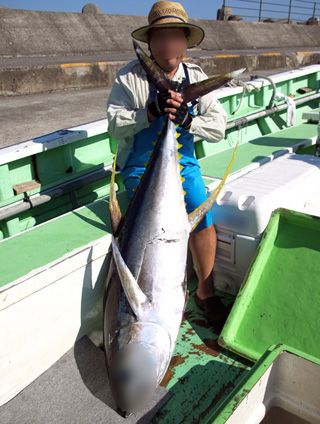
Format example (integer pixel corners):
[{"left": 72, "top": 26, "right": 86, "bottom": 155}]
[{"left": 1, "top": 63, "right": 320, "bottom": 423}]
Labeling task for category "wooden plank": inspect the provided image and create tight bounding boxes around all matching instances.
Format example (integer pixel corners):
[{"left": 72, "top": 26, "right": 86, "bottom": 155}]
[{"left": 12, "top": 180, "right": 41, "bottom": 195}]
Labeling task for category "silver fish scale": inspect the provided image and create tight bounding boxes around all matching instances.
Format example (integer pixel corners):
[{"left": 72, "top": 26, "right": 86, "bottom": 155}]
[{"left": 104, "top": 119, "right": 189, "bottom": 408}]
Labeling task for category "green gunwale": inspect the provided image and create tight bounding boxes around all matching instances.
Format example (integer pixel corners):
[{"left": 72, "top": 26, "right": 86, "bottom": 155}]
[{"left": 205, "top": 343, "right": 320, "bottom": 424}]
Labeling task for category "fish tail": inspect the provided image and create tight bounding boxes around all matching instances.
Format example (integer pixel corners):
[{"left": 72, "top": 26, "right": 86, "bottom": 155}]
[{"left": 187, "top": 143, "right": 238, "bottom": 232}]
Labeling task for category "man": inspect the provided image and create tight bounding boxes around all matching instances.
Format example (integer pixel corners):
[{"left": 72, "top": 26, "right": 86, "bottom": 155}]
[{"left": 107, "top": 1, "right": 228, "bottom": 328}]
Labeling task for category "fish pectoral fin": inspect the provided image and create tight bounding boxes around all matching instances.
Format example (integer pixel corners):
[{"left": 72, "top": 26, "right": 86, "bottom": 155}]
[
  {"left": 109, "top": 148, "right": 122, "bottom": 235},
  {"left": 181, "top": 69, "right": 246, "bottom": 103},
  {"left": 188, "top": 143, "right": 238, "bottom": 233},
  {"left": 111, "top": 235, "right": 149, "bottom": 318}
]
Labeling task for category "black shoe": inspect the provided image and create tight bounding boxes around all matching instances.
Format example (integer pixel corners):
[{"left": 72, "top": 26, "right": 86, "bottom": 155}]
[{"left": 194, "top": 294, "right": 229, "bottom": 330}]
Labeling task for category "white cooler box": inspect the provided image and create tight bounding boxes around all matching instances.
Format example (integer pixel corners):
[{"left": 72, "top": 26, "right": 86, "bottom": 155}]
[{"left": 211, "top": 153, "right": 320, "bottom": 295}]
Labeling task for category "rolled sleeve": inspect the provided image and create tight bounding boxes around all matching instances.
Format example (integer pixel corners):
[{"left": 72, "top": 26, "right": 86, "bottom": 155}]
[
  {"left": 190, "top": 94, "right": 227, "bottom": 142},
  {"left": 185, "top": 65, "right": 228, "bottom": 142},
  {"left": 107, "top": 104, "right": 149, "bottom": 139},
  {"left": 107, "top": 62, "right": 150, "bottom": 140}
]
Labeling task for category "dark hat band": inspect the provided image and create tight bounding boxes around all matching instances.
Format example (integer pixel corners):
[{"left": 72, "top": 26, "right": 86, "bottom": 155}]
[{"left": 150, "top": 15, "right": 186, "bottom": 25}]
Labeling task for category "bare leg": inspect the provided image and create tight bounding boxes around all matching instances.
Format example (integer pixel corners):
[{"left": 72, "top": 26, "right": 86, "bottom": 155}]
[
  {"left": 190, "top": 224, "right": 228, "bottom": 327},
  {"left": 189, "top": 224, "right": 217, "bottom": 300}
]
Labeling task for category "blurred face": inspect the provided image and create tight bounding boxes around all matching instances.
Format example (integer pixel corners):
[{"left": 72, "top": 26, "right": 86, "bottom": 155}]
[{"left": 149, "top": 27, "right": 188, "bottom": 74}]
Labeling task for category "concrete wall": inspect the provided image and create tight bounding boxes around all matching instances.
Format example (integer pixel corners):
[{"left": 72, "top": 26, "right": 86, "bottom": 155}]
[
  {"left": 1, "top": 8, "right": 320, "bottom": 57},
  {"left": 198, "top": 19, "right": 320, "bottom": 51},
  {"left": 2, "top": 51, "right": 319, "bottom": 96},
  {"left": 1, "top": 8, "right": 320, "bottom": 96}
]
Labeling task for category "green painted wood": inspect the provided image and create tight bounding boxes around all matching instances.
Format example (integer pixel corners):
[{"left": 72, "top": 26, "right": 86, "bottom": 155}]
[
  {"left": 296, "top": 144, "right": 317, "bottom": 155},
  {"left": 8, "top": 156, "right": 35, "bottom": 187},
  {"left": 0, "top": 164, "right": 14, "bottom": 203},
  {"left": 197, "top": 103, "right": 319, "bottom": 158},
  {"left": 0, "top": 193, "right": 130, "bottom": 287},
  {"left": 35, "top": 133, "right": 114, "bottom": 186},
  {"left": 219, "top": 208, "right": 320, "bottom": 362},
  {"left": 199, "top": 123, "right": 317, "bottom": 179},
  {"left": 202, "top": 177, "right": 218, "bottom": 187},
  {"left": 151, "top": 278, "right": 253, "bottom": 424}
]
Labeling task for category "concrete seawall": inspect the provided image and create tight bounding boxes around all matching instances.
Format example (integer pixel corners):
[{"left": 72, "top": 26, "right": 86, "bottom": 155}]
[
  {"left": 1, "top": 8, "right": 320, "bottom": 56},
  {"left": 1, "top": 51, "right": 319, "bottom": 96},
  {"left": 1, "top": 8, "right": 320, "bottom": 95}
]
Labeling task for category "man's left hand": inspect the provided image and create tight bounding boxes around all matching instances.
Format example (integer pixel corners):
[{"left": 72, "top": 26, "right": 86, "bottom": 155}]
[{"left": 165, "top": 90, "right": 193, "bottom": 129}]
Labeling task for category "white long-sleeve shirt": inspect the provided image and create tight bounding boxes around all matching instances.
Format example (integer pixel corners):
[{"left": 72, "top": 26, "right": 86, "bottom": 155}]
[{"left": 107, "top": 59, "right": 227, "bottom": 168}]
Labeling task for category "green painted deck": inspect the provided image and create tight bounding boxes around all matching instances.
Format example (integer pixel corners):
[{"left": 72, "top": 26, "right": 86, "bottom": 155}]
[
  {"left": 151, "top": 277, "right": 253, "bottom": 424},
  {"left": 0, "top": 193, "right": 129, "bottom": 287},
  {"left": 199, "top": 123, "right": 317, "bottom": 179}
]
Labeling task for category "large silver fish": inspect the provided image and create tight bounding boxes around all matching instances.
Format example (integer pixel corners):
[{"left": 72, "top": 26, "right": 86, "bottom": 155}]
[{"left": 103, "top": 42, "right": 242, "bottom": 416}]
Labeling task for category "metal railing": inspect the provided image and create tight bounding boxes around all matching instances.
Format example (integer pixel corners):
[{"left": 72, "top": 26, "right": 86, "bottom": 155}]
[{"left": 221, "top": 0, "right": 320, "bottom": 23}]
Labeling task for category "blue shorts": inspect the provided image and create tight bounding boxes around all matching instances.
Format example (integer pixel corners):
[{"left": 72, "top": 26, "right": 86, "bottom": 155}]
[{"left": 123, "top": 166, "right": 212, "bottom": 233}]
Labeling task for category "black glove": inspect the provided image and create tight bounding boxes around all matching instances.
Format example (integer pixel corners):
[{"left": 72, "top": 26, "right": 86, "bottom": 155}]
[
  {"left": 148, "top": 91, "right": 171, "bottom": 118},
  {"left": 173, "top": 101, "right": 193, "bottom": 128}
]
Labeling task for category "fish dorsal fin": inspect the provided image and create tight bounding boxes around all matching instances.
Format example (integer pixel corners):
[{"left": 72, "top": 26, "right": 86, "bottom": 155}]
[
  {"left": 111, "top": 235, "right": 149, "bottom": 318},
  {"left": 188, "top": 143, "right": 238, "bottom": 233},
  {"left": 109, "top": 148, "right": 122, "bottom": 235}
]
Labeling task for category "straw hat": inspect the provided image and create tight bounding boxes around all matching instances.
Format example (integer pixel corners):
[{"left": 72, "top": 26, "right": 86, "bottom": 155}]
[{"left": 131, "top": 1, "right": 205, "bottom": 48}]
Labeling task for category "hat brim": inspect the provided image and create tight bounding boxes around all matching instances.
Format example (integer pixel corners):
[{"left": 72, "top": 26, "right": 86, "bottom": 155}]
[{"left": 131, "top": 22, "right": 205, "bottom": 49}]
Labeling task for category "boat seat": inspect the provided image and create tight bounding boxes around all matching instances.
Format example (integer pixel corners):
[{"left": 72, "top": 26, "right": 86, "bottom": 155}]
[
  {"left": 198, "top": 122, "right": 318, "bottom": 182},
  {"left": 0, "top": 191, "right": 130, "bottom": 289}
]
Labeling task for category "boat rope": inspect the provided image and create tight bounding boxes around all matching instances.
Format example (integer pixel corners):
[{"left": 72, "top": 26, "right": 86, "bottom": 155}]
[
  {"left": 251, "top": 75, "right": 277, "bottom": 109},
  {"left": 274, "top": 93, "right": 296, "bottom": 127},
  {"left": 227, "top": 79, "right": 261, "bottom": 115}
]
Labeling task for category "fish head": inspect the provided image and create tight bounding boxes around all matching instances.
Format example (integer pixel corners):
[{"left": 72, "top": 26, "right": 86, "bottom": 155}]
[{"left": 110, "top": 342, "right": 158, "bottom": 415}]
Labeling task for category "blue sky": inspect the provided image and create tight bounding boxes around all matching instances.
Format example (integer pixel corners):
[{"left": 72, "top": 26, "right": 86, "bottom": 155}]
[{"left": 0, "top": 0, "right": 318, "bottom": 22}]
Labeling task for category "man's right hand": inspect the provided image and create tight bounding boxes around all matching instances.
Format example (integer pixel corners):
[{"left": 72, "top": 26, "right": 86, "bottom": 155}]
[{"left": 148, "top": 91, "right": 171, "bottom": 119}]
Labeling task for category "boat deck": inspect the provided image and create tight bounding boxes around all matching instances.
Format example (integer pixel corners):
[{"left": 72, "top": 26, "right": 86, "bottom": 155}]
[
  {"left": 199, "top": 122, "right": 317, "bottom": 185},
  {"left": 153, "top": 277, "right": 252, "bottom": 424},
  {"left": 0, "top": 276, "right": 252, "bottom": 424}
]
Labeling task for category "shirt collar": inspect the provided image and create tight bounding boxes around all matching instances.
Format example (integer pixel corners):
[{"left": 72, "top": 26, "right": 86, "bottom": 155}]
[{"left": 172, "top": 62, "right": 186, "bottom": 83}]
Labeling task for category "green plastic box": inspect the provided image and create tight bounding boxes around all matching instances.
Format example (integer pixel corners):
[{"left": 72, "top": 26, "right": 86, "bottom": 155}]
[
  {"left": 219, "top": 208, "right": 320, "bottom": 362},
  {"left": 206, "top": 344, "right": 320, "bottom": 424}
]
